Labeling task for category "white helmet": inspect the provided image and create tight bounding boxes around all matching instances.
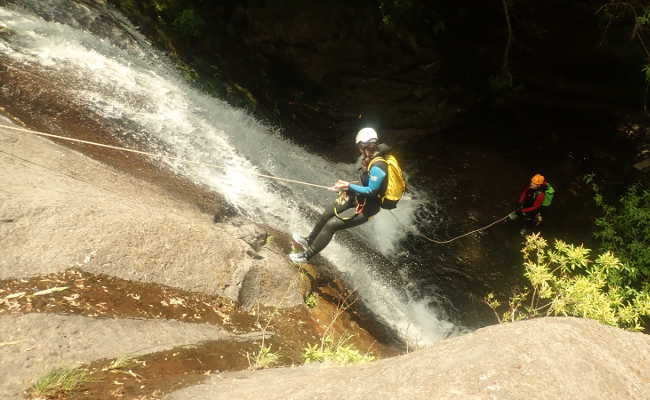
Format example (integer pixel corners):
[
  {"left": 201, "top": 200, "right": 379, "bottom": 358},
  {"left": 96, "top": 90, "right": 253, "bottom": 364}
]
[{"left": 355, "top": 127, "right": 378, "bottom": 145}]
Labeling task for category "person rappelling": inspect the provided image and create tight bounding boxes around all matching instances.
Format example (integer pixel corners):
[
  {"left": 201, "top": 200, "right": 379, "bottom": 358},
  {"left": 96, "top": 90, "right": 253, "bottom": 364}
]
[
  {"left": 509, "top": 173, "right": 555, "bottom": 235},
  {"left": 289, "top": 127, "right": 406, "bottom": 263}
]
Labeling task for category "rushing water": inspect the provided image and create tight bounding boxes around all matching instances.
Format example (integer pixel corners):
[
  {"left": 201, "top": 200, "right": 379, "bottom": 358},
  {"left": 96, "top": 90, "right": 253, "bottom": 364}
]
[{"left": 0, "top": 0, "right": 464, "bottom": 345}]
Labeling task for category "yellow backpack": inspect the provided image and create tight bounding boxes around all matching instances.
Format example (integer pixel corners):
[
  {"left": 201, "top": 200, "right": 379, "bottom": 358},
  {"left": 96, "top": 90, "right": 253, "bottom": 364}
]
[{"left": 369, "top": 155, "right": 407, "bottom": 209}]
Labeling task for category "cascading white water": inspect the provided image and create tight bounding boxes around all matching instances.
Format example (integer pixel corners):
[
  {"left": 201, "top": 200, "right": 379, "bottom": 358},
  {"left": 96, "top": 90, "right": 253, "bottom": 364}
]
[{"left": 0, "top": 0, "right": 463, "bottom": 345}]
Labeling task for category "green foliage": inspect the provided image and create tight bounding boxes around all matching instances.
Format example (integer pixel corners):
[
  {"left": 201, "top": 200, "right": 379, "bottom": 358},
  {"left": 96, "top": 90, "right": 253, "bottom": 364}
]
[
  {"left": 33, "top": 367, "right": 92, "bottom": 397},
  {"left": 232, "top": 83, "right": 257, "bottom": 109},
  {"left": 246, "top": 344, "right": 281, "bottom": 369},
  {"left": 150, "top": 0, "right": 205, "bottom": 39},
  {"left": 304, "top": 292, "right": 318, "bottom": 308},
  {"left": 263, "top": 234, "right": 275, "bottom": 247},
  {"left": 176, "top": 61, "right": 199, "bottom": 82},
  {"left": 587, "top": 177, "right": 650, "bottom": 283},
  {"left": 486, "top": 233, "right": 650, "bottom": 331},
  {"left": 172, "top": 8, "right": 205, "bottom": 38},
  {"left": 303, "top": 335, "right": 375, "bottom": 365},
  {"left": 635, "top": 6, "right": 650, "bottom": 25}
]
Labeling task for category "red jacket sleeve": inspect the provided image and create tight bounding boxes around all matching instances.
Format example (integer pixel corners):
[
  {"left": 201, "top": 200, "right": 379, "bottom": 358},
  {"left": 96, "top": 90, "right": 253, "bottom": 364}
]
[
  {"left": 521, "top": 192, "right": 545, "bottom": 213},
  {"left": 518, "top": 187, "right": 528, "bottom": 204}
]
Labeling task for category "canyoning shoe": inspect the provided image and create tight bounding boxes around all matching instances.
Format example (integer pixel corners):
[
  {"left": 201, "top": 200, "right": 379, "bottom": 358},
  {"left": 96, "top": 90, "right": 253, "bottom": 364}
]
[
  {"left": 289, "top": 252, "right": 309, "bottom": 264},
  {"left": 291, "top": 233, "right": 309, "bottom": 251}
]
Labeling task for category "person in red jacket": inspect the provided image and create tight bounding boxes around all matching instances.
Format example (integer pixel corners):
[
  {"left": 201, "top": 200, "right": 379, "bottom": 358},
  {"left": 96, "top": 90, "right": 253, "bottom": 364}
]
[{"left": 513, "top": 174, "right": 547, "bottom": 234}]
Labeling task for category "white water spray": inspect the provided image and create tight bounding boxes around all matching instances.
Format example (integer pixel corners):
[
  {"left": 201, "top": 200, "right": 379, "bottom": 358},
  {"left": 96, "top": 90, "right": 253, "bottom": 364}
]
[{"left": 0, "top": 0, "right": 462, "bottom": 344}]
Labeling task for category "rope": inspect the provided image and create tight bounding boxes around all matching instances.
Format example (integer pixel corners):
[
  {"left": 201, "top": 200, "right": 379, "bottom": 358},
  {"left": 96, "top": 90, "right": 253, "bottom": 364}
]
[
  {"left": 1, "top": 123, "right": 512, "bottom": 244},
  {"left": 0, "top": 123, "right": 334, "bottom": 191},
  {"left": 0, "top": 148, "right": 153, "bottom": 212},
  {"left": 390, "top": 211, "right": 511, "bottom": 245}
]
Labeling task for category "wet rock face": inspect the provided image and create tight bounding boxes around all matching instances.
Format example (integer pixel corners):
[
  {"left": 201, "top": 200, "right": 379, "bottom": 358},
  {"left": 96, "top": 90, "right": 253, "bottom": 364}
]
[
  {"left": 0, "top": 125, "right": 306, "bottom": 309},
  {"left": 238, "top": 3, "right": 383, "bottom": 84},
  {"left": 166, "top": 317, "right": 650, "bottom": 400},
  {"left": 0, "top": 120, "right": 394, "bottom": 399},
  {"left": 122, "top": 1, "right": 449, "bottom": 153}
]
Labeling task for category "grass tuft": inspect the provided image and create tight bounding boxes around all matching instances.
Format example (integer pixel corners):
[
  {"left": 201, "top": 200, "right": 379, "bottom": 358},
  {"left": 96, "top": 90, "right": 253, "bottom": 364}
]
[
  {"left": 33, "top": 367, "right": 92, "bottom": 397},
  {"left": 104, "top": 355, "right": 139, "bottom": 371}
]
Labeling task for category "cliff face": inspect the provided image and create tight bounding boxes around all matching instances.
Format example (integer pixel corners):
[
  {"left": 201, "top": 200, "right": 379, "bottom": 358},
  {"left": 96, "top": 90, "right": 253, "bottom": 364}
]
[
  {"left": 166, "top": 317, "right": 650, "bottom": 400},
  {"left": 2, "top": 117, "right": 648, "bottom": 400},
  {"left": 0, "top": 118, "right": 392, "bottom": 399},
  {"left": 0, "top": 119, "right": 307, "bottom": 307}
]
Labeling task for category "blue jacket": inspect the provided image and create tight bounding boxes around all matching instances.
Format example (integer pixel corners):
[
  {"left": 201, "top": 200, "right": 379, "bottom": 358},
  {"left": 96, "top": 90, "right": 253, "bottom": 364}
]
[{"left": 349, "top": 165, "right": 386, "bottom": 196}]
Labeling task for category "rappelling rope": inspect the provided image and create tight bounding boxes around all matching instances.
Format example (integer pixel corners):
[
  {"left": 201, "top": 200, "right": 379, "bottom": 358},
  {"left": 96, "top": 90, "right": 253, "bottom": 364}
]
[
  {"left": 0, "top": 123, "right": 333, "bottom": 191},
  {"left": 1, "top": 123, "right": 512, "bottom": 243},
  {"left": 389, "top": 211, "right": 511, "bottom": 244}
]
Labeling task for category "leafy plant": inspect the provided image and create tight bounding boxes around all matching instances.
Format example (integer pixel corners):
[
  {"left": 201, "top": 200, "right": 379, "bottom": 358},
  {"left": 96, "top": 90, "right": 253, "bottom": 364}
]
[
  {"left": 246, "top": 344, "right": 280, "bottom": 369},
  {"left": 303, "top": 335, "right": 375, "bottom": 365},
  {"left": 586, "top": 176, "right": 650, "bottom": 284},
  {"left": 486, "top": 233, "right": 650, "bottom": 331},
  {"left": 33, "top": 367, "right": 92, "bottom": 397},
  {"left": 246, "top": 301, "right": 283, "bottom": 370},
  {"left": 264, "top": 234, "right": 275, "bottom": 247},
  {"left": 304, "top": 292, "right": 318, "bottom": 308},
  {"left": 172, "top": 8, "right": 205, "bottom": 39},
  {"left": 301, "top": 290, "right": 373, "bottom": 364}
]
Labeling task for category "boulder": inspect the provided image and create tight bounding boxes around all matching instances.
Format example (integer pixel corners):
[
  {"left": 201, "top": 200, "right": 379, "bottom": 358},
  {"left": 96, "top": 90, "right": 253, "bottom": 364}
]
[{"left": 165, "top": 317, "right": 650, "bottom": 400}]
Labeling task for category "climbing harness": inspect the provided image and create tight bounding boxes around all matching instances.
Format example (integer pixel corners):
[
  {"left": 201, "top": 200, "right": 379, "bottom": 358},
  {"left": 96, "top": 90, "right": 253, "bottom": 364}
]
[
  {"left": 333, "top": 190, "right": 366, "bottom": 221},
  {"left": 389, "top": 211, "right": 511, "bottom": 245},
  {"left": 0, "top": 123, "right": 333, "bottom": 191}
]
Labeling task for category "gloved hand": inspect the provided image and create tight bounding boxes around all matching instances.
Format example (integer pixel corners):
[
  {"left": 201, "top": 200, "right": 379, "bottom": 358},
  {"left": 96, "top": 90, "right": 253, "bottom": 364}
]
[{"left": 332, "top": 179, "right": 350, "bottom": 192}]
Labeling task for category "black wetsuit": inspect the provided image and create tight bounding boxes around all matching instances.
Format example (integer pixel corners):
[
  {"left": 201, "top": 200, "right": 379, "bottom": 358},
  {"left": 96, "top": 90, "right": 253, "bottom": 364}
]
[{"left": 303, "top": 146, "right": 390, "bottom": 257}]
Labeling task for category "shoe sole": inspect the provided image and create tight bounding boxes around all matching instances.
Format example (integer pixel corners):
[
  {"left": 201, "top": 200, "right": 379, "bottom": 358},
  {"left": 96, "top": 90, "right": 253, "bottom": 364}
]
[{"left": 291, "top": 234, "right": 309, "bottom": 251}]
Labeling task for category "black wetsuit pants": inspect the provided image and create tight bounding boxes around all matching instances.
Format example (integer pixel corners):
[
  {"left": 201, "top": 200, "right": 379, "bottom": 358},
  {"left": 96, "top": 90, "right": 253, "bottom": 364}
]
[{"left": 305, "top": 193, "right": 372, "bottom": 257}]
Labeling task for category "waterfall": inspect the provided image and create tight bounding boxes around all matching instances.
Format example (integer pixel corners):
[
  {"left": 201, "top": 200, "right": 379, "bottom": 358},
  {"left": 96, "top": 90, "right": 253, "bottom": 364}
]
[{"left": 0, "top": 0, "right": 463, "bottom": 345}]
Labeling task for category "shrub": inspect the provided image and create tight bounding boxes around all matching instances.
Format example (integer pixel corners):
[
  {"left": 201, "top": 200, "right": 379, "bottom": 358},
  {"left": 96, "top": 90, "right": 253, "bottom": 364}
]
[
  {"left": 591, "top": 182, "right": 650, "bottom": 282},
  {"left": 486, "top": 233, "right": 650, "bottom": 331},
  {"left": 246, "top": 344, "right": 280, "bottom": 370},
  {"left": 303, "top": 335, "right": 375, "bottom": 365}
]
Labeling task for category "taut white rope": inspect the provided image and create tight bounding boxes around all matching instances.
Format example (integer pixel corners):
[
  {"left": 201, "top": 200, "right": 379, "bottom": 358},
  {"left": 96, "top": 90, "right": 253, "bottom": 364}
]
[{"left": 0, "top": 123, "right": 334, "bottom": 191}]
